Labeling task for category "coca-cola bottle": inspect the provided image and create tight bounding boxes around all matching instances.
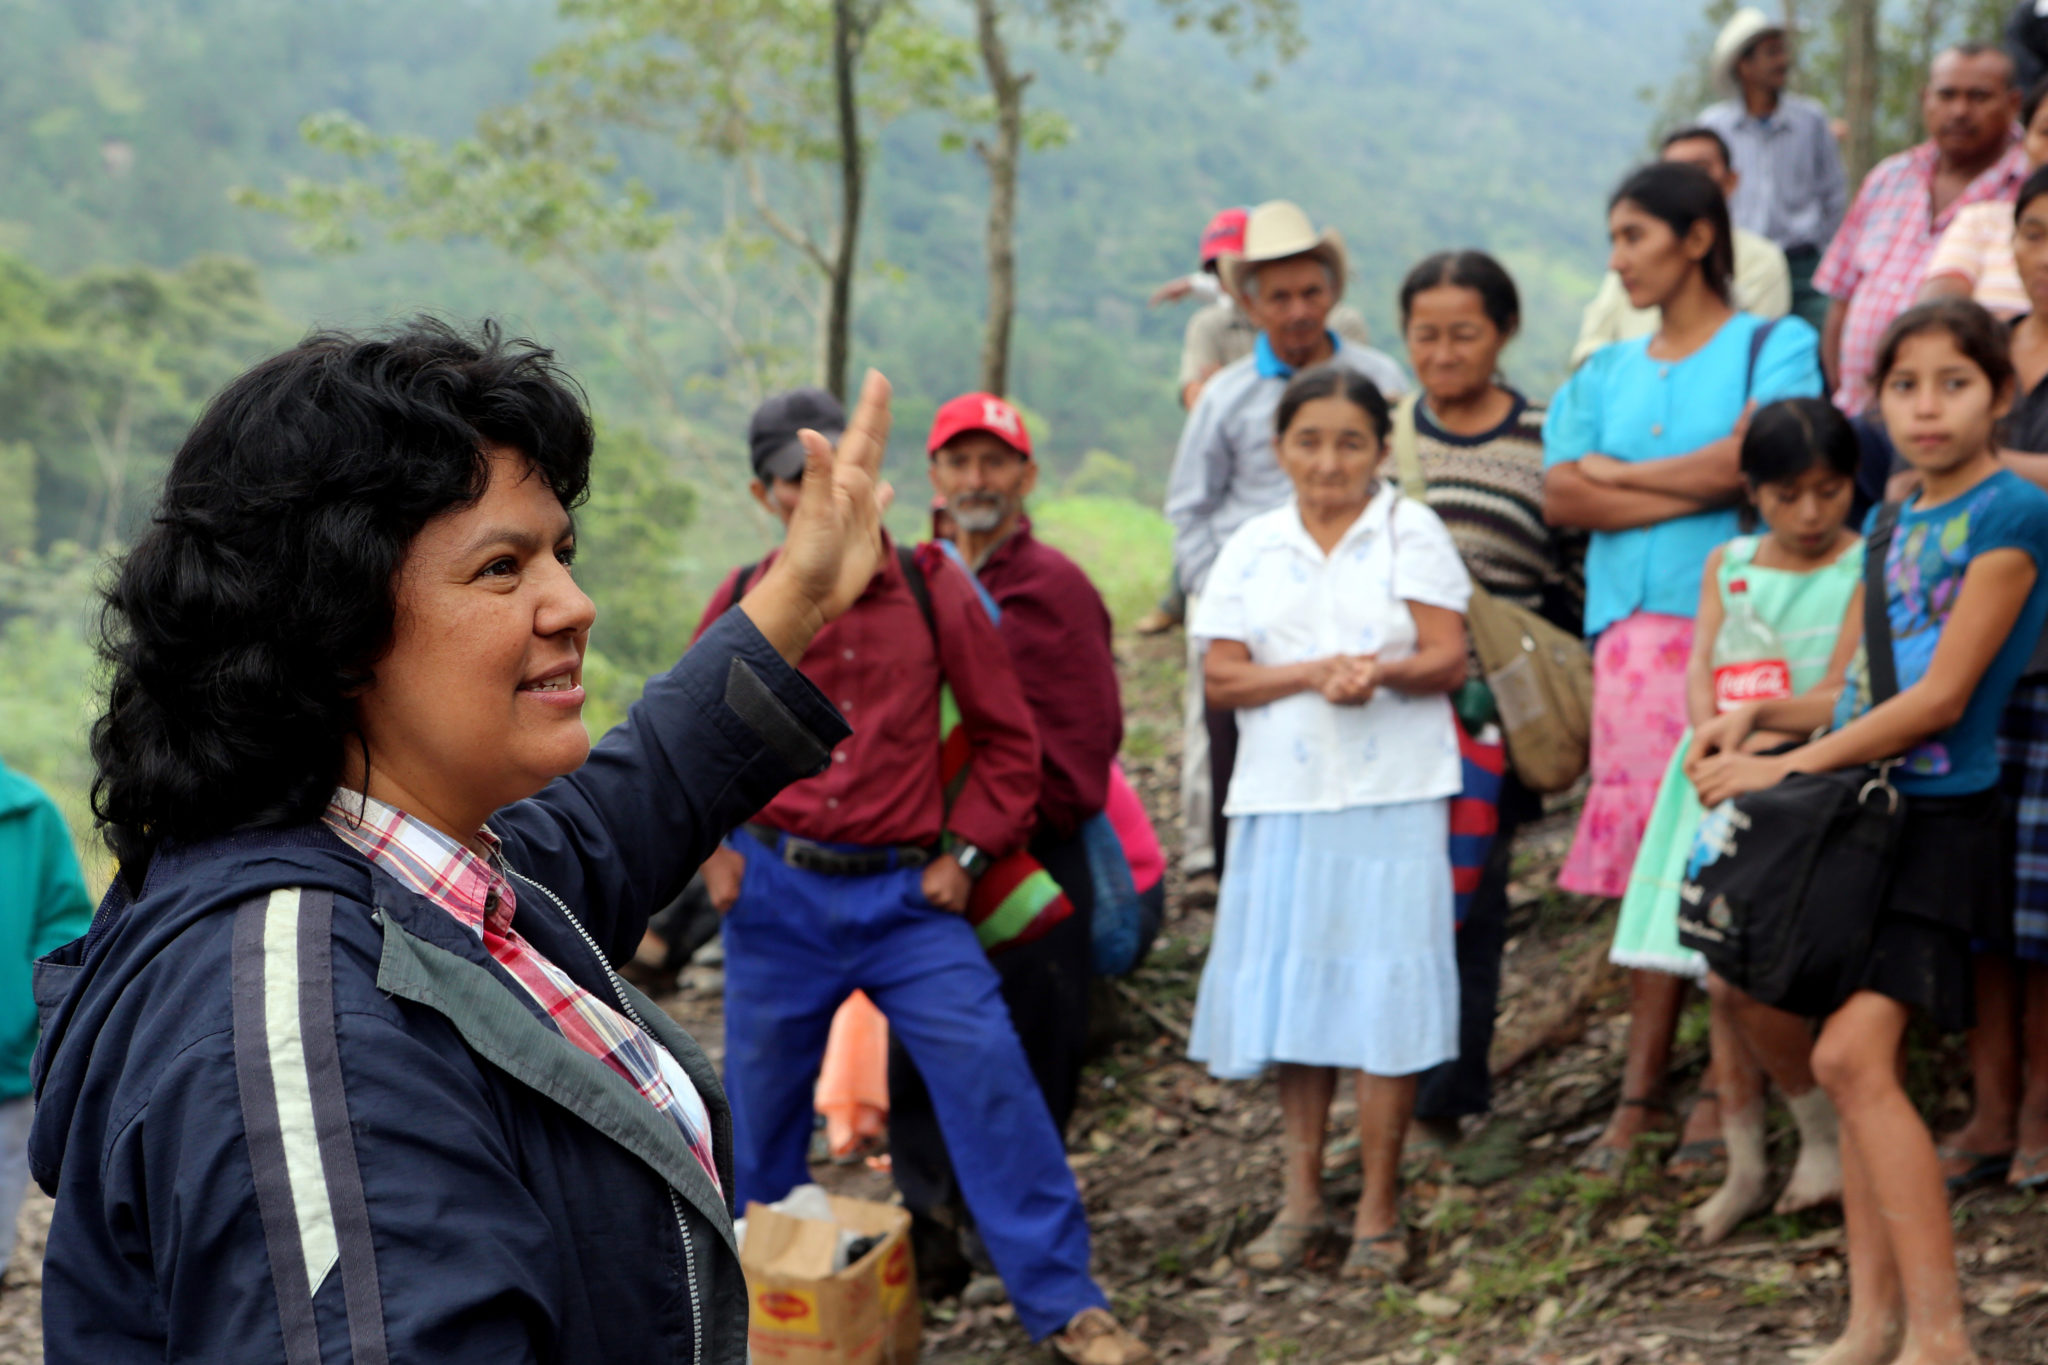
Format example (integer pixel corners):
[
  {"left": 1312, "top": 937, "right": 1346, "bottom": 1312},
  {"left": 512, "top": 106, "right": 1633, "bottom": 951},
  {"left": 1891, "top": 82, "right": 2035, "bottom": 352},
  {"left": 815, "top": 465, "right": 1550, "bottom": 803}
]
[{"left": 1712, "top": 578, "right": 1792, "bottom": 713}]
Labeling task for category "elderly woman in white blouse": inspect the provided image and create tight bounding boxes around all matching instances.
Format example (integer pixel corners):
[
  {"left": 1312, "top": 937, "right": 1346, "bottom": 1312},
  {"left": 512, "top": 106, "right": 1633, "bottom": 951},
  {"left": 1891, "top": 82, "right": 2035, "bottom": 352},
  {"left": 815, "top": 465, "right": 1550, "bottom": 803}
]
[{"left": 1189, "top": 364, "right": 1472, "bottom": 1283}]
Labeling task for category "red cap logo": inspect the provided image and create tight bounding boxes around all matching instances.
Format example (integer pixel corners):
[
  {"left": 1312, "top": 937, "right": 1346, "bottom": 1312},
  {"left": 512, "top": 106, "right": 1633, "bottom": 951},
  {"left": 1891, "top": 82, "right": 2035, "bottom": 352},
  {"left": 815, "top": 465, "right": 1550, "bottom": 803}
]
[{"left": 927, "top": 392, "right": 1033, "bottom": 457}]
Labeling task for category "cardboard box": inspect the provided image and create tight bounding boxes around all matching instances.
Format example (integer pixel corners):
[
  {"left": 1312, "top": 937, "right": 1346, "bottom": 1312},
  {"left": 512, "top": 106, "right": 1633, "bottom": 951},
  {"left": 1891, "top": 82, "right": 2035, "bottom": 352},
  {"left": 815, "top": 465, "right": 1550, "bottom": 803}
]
[{"left": 742, "top": 1193, "right": 920, "bottom": 1364}]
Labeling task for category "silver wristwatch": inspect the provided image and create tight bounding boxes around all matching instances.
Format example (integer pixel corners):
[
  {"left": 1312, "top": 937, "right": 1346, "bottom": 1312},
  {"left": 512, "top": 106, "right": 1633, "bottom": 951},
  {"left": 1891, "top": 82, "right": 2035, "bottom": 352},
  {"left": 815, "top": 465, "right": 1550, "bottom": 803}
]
[{"left": 952, "top": 842, "right": 991, "bottom": 879}]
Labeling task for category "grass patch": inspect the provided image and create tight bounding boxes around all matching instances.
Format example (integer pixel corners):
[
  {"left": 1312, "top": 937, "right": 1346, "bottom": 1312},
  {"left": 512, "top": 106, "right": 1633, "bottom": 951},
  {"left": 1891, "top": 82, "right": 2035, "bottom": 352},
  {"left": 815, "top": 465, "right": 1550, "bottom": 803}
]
[{"left": 1030, "top": 495, "right": 1174, "bottom": 631}]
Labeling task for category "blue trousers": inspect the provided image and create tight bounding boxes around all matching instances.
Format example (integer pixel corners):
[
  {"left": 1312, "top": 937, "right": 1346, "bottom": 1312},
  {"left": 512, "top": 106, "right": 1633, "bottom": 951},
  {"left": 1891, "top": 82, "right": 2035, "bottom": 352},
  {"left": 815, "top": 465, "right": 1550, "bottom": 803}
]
[{"left": 720, "top": 838, "right": 1105, "bottom": 1339}]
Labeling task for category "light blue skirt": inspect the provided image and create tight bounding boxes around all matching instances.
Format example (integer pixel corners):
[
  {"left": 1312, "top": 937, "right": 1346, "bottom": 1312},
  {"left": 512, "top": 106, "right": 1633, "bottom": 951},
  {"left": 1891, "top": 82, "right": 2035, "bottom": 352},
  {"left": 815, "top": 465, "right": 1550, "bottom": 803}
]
[{"left": 1188, "top": 800, "right": 1459, "bottom": 1080}]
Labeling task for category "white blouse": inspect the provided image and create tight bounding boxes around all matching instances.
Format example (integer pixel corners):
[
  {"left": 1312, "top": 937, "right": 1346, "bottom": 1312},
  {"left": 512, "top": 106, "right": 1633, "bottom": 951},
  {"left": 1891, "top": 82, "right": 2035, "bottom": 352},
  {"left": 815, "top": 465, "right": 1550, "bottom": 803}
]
[{"left": 1191, "top": 485, "right": 1472, "bottom": 815}]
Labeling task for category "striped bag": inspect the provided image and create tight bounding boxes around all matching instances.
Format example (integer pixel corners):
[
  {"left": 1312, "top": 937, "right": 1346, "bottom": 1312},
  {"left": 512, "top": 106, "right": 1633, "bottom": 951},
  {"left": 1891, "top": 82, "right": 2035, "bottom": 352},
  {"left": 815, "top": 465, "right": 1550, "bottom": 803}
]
[{"left": 1450, "top": 726, "right": 1506, "bottom": 929}]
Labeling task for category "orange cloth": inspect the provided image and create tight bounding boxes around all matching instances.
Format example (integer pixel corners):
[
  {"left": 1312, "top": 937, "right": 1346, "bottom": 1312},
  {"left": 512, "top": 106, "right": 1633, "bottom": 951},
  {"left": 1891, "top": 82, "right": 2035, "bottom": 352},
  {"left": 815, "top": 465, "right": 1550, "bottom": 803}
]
[{"left": 814, "top": 991, "right": 890, "bottom": 1158}]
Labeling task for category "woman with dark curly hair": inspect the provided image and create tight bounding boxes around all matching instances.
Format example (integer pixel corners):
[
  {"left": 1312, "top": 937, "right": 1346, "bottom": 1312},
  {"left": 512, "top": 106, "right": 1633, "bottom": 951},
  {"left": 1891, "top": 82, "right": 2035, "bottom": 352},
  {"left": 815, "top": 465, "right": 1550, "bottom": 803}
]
[{"left": 28, "top": 318, "right": 893, "bottom": 1364}]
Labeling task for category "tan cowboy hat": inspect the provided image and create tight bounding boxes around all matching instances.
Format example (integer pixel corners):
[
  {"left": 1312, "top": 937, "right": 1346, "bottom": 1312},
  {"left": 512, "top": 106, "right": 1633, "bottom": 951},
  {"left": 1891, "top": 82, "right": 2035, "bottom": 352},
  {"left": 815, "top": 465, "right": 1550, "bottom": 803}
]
[
  {"left": 1711, "top": 7, "right": 1784, "bottom": 91},
  {"left": 1218, "top": 200, "right": 1348, "bottom": 302}
]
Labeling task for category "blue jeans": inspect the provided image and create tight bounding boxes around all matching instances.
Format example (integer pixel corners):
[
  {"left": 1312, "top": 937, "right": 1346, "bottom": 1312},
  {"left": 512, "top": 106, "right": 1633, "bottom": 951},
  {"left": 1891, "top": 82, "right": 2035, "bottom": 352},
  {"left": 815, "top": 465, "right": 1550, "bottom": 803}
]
[{"left": 720, "top": 836, "right": 1105, "bottom": 1339}]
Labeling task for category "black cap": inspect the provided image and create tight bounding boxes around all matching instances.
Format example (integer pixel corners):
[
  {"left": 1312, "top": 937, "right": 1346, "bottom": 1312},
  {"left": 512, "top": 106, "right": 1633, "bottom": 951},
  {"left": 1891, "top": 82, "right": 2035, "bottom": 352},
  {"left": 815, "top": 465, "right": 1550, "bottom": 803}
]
[{"left": 748, "top": 387, "right": 845, "bottom": 483}]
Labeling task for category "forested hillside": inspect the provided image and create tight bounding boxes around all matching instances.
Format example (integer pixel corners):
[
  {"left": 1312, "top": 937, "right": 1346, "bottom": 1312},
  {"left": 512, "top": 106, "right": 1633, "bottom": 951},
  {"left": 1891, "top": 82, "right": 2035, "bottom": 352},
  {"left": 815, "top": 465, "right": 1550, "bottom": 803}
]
[
  {"left": 2, "top": 0, "right": 1703, "bottom": 843},
  {"left": 6, "top": 0, "right": 1703, "bottom": 491}
]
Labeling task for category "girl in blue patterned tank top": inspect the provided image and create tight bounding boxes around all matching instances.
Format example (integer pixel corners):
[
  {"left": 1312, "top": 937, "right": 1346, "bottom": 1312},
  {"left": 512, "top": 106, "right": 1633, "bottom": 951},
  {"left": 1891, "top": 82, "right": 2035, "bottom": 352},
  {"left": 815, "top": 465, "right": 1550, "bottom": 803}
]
[{"left": 1689, "top": 300, "right": 2048, "bottom": 1365}]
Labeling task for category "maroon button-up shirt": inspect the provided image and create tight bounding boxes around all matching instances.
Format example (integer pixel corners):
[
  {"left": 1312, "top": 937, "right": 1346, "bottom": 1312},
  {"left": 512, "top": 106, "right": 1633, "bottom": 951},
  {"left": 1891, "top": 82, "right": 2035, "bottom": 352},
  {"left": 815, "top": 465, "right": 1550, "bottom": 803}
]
[
  {"left": 692, "top": 540, "right": 1040, "bottom": 855},
  {"left": 970, "top": 521, "right": 1123, "bottom": 841}
]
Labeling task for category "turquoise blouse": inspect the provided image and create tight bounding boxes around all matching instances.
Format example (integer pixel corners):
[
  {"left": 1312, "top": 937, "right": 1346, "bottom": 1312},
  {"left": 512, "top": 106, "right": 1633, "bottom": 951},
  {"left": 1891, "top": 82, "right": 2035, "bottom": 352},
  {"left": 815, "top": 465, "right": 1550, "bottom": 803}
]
[{"left": 1542, "top": 312, "right": 1823, "bottom": 637}]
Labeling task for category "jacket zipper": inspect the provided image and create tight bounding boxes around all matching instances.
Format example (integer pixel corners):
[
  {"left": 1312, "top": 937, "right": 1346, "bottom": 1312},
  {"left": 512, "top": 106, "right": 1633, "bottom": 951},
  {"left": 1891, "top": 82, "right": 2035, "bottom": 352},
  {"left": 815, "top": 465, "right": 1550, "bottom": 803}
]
[{"left": 509, "top": 868, "right": 707, "bottom": 1364}]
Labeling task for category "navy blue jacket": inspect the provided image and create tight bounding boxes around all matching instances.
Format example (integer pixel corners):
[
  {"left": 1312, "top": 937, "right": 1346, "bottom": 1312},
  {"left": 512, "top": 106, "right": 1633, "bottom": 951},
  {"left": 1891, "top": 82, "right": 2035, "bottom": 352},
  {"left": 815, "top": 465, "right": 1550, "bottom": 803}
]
[{"left": 30, "top": 611, "right": 848, "bottom": 1365}]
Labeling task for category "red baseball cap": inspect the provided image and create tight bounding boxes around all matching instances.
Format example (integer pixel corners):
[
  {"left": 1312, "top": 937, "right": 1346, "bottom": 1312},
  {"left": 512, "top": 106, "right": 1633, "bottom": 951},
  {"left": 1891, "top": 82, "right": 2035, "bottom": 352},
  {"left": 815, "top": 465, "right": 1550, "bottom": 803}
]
[
  {"left": 1199, "top": 207, "right": 1249, "bottom": 265},
  {"left": 927, "top": 392, "right": 1032, "bottom": 458}
]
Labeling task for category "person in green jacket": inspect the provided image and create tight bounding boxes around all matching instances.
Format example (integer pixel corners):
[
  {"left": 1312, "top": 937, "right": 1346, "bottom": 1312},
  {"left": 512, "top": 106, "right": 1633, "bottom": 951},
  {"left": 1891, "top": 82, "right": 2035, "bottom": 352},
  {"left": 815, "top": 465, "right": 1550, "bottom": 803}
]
[{"left": 0, "top": 759, "right": 92, "bottom": 1275}]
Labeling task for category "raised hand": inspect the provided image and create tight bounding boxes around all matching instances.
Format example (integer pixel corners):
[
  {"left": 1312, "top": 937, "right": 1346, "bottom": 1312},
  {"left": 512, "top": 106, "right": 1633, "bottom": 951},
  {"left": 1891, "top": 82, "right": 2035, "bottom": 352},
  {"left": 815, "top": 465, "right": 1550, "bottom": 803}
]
[{"left": 741, "top": 370, "right": 897, "bottom": 662}]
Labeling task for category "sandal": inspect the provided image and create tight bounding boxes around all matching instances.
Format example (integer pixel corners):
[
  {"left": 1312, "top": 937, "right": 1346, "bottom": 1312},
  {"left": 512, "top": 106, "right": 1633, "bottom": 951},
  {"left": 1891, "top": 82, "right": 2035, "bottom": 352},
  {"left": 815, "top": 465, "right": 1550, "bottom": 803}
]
[
  {"left": 1667, "top": 1088, "right": 1724, "bottom": 1176},
  {"left": 1666, "top": 1137, "right": 1727, "bottom": 1178},
  {"left": 1575, "top": 1097, "right": 1671, "bottom": 1177},
  {"left": 1341, "top": 1230, "right": 1410, "bottom": 1283},
  {"left": 1242, "top": 1218, "right": 1326, "bottom": 1272},
  {"left": 2010, "top": 1148, "right": 2048, "bottom": 1191},
  {"left": 1938, "top": 1144, "right": 2015, "bottom": 1194}
]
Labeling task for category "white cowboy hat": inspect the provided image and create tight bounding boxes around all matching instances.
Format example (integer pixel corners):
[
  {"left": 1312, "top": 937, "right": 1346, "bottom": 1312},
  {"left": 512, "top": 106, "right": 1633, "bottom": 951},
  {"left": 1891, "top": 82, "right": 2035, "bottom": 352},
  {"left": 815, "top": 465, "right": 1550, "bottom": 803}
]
[
  {"left": 1218, "top": 200, "right": 1348, "bottom": 302},
  {"left": 1711, "top": 7, "right": 1785, "bottom": 91}
]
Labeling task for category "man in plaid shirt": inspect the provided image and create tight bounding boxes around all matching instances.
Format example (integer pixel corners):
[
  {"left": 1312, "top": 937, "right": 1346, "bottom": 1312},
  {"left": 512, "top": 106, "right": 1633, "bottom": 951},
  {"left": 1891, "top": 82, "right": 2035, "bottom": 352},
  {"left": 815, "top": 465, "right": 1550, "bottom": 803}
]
[{"left": 1817, "top": 44, "right": 2025, "bottom": 414}]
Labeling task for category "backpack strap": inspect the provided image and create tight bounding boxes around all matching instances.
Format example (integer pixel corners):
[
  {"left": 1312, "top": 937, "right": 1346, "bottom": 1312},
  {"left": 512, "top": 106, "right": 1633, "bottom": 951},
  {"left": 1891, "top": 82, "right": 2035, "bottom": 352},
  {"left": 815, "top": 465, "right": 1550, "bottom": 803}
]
[
  {"left": 733, "top": 548, "right": 936, "bottom": 641},
  {"left": 932, "top": 537, "right": 1003, "bottom": 623},
  {"left": 1744, "top": 317, "right": 1780, "bottom": 402},
  {"left": 1863, "top": 502, "right": 1902, "bottom": 704},
  {"left": 896, "top": 543, "right": 936, "bottom": 639},
  {"left": 728, "top": 558, "right": 764, "bottom": 605}
]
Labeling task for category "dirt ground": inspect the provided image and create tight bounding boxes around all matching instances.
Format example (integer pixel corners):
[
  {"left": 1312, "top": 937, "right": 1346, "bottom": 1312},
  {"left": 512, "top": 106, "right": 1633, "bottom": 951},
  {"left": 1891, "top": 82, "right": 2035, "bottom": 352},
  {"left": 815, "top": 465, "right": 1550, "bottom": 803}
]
[{"left": 2, "top": 628, "right": 2045, "bottom": 1362}]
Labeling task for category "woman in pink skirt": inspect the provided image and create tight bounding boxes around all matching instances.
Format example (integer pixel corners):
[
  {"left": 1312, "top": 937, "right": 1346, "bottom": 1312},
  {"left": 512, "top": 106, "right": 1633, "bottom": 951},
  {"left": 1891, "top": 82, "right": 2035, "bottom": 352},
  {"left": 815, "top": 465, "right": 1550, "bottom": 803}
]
[{"left": 1542, "top": 159, "right": 1823, "bottom": 1173}]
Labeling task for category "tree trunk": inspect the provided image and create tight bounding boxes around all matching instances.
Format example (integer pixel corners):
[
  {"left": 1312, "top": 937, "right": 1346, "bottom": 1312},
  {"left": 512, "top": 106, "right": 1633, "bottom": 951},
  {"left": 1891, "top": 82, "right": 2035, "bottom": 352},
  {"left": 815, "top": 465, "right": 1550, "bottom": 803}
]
[
  {"left": 823, "top": 0, "right": 865, "bottom": 401},
  {"left": 1840, "top": 0, "right": 1881, "bottom": 184},
  {"left": 973, "top": 0, "right": 1025, "bottom": 397}
]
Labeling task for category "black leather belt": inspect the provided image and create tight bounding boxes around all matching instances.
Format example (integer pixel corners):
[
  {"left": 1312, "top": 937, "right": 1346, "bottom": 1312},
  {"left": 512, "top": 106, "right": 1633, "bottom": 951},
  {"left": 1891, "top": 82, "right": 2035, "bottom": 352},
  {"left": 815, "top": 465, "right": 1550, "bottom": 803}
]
[{"left": 741, "top": 823, "right": 934, "bottom": 877}]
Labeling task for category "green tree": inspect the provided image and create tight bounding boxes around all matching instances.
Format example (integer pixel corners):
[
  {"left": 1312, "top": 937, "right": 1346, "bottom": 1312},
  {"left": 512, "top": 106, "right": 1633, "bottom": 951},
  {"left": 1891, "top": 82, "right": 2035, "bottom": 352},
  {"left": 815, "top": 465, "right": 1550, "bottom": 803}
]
[
  {"left": 953, "top": 0, "right": 1302, "bottom": 395},
  {"left": 0, "top": 251, "right": 283, "bottom": 550},
  {"left": 575, "top": 423, "right": 700, "bottom": 678},
  {"left": 243, "top": 0, "right": 974, "bottom": 453}
]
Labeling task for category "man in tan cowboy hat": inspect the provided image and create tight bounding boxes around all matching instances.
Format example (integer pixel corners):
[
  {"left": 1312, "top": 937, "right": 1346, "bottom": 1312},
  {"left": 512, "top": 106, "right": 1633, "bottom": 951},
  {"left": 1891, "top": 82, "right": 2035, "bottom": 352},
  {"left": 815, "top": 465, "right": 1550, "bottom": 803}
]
[
  {"left": 1162, "top": 199, "right": 1407, "bottom": 877},
  {"left": 1697, "top": 6, "right": 1849, "bottom": 328},
  {"left": 1149, "top": 207, "right": 1375, "bottom": 412}
]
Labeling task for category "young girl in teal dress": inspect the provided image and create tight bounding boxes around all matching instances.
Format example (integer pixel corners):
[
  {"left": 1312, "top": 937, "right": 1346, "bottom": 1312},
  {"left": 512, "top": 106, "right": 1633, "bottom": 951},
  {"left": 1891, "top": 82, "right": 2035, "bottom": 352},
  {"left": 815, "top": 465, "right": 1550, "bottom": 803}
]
[{"left": 1609, "top": 398, "right": 1863, "bottom": 1244}]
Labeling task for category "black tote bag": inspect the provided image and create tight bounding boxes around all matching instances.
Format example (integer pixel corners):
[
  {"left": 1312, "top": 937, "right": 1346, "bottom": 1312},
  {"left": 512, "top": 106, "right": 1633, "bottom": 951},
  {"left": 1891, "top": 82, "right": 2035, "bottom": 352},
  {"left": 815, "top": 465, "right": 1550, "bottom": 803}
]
[{"left": 1677, "top": 504, "right": 1907, "bottom": 1016}]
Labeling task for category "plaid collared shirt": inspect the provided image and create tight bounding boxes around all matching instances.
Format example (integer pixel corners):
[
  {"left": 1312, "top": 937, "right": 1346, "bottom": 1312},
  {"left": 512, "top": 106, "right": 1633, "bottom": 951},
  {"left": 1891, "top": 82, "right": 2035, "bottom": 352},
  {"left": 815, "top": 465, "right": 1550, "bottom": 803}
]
[
  {"left": 1815, "top": 137, "right": 2027, "bottom": 414},
  {"left": 323, "top": 791, "right": 720, "bottom": 1193}
]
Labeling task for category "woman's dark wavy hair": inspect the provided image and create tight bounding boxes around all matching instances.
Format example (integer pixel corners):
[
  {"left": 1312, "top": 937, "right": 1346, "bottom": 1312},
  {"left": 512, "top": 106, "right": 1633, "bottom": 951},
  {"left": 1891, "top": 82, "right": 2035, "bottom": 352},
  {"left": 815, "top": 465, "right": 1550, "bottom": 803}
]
[
  {"left": 92, "top": 317, "right": 594, "bottom": 887},
  {"left": 1609, "top": 161, "right": 1736, "bottom": 304}
]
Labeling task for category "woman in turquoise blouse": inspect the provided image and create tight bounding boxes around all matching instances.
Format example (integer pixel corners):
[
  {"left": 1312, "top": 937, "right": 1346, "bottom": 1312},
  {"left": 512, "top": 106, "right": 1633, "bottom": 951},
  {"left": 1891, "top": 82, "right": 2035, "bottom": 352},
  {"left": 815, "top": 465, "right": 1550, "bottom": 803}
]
[{"left": 1543, "top": 160, "right": 1823, "bottom": 1171}]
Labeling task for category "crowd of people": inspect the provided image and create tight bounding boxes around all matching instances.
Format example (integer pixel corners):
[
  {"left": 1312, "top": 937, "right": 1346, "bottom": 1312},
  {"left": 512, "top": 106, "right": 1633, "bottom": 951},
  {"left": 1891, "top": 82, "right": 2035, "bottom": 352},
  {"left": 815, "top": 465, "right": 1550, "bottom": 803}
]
[
  {"left": 1149, "top": 10, "right": 2048, "bottom": 1365},
  {"left": 13, "top": 5, "right": 2048, "bottom": 1365}
]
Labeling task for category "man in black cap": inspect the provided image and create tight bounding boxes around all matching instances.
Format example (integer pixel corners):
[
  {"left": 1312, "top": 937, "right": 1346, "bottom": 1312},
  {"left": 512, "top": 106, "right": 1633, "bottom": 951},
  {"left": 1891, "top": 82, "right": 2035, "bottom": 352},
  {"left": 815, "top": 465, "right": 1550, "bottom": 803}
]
[{"left": 747, "top": 386, "right": 848, "bottom": 517}]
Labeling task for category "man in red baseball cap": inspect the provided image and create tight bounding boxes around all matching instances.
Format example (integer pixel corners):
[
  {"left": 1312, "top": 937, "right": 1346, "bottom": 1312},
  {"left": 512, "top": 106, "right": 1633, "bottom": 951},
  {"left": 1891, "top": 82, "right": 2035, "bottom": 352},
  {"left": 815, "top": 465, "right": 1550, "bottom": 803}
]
[{"left": 895, "top": 395, "right": 1132, "bottom": 1346}]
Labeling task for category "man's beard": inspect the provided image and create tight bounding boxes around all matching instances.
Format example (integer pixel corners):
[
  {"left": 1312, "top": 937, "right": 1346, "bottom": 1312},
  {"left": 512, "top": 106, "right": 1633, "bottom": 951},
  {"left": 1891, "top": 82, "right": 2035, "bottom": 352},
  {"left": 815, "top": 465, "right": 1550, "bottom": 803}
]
[{"left": 950, "top": 496, "right": 1011, "bottom": 533}]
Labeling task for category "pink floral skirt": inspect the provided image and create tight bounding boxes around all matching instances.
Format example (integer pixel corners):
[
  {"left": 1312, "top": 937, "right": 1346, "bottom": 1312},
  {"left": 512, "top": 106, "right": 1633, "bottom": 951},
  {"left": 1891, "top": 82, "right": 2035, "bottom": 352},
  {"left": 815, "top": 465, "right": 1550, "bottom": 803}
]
[{"left": 1558, "top": 612, "right": 1695, "bottom": 899}]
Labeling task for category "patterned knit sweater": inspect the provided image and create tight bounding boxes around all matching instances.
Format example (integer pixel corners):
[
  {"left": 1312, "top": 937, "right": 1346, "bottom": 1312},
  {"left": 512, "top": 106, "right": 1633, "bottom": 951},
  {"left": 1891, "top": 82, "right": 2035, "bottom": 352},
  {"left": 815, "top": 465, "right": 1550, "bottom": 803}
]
[{"left": 1412, "top": 391, "right": 1586, "bottom": 628}]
